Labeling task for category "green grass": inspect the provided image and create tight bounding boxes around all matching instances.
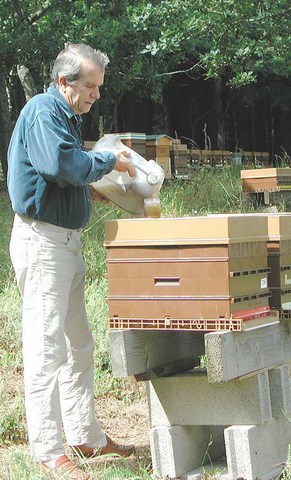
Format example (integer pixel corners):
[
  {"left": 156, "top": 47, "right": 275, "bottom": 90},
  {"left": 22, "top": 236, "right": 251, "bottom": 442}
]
[
  {"left": 161, "top": 167, "right": 243, "bottom": 216},
  {"left": 0, "top": 446, "right": 154, "bottom": 480},
  {"left": 0, "top": 166, "right": 290, "bottom": 479}
]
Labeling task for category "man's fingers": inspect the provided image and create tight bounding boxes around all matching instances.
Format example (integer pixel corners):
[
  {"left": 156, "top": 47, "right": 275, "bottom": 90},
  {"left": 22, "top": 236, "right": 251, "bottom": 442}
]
[
  {"left": 127, "top": 162, "right": 136, "bottom": 177},
  {"left": 114, "top": 151, "right": 136, "bottom": 177}
]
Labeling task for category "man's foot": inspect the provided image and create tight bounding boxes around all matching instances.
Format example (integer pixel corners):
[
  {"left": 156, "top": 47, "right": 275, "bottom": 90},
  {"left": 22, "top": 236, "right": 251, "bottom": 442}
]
[
  {"left": 40, "top": 455, "right": 90, "bottom": 480},
  {"left": 72, "top": 435, "right": 135, "bottom": 459}
]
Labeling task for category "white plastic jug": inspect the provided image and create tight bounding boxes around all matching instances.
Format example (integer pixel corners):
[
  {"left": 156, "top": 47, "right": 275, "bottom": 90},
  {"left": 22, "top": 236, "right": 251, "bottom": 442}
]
[{"left": 90, "top": 134, "right": 165, "bottom": 215}]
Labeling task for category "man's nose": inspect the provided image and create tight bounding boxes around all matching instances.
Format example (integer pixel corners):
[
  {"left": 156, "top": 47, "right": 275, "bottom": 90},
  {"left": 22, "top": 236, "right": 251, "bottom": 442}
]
[{"left": 91, "top": 86, "right": 100, "bottom": 99}]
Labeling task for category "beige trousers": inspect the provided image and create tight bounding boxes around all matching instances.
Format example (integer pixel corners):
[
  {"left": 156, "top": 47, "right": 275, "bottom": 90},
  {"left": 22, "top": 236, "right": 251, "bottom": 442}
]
[{"left": 9, "top": 214, "right": 106, "bottom": 461}]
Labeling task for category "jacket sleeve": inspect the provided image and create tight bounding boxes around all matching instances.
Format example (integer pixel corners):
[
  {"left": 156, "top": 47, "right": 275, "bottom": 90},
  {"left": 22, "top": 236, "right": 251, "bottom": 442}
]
[{"left": 26, "top": 111, "right": 116, "bottom": 187}]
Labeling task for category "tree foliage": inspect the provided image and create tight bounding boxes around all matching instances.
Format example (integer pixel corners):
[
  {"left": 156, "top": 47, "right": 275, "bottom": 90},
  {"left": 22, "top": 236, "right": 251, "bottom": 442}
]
[
  {"left": 131, "top": 0, "right": 291, "bottom": 86},
  {"left": 0, "top": 0, "right": 290, "bottom": 175}
]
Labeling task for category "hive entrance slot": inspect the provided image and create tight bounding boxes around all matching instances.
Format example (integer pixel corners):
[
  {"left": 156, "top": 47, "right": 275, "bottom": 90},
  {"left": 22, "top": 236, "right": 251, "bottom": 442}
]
[{"left": 154, "top": 277, "right": 180, "bottom": 287}]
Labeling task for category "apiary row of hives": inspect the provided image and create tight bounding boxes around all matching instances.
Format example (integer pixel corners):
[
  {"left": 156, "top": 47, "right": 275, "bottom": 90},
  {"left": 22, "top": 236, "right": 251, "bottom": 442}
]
[
  {"left": 103, "top": 213, "right": 291, "bottom": 332},
  {"left": 84, "top": 133, "right": 270, "bottom": 179}
]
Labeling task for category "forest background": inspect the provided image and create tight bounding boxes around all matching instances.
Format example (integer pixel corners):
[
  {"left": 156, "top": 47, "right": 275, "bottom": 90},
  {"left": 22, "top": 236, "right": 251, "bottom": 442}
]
[{"left": 1, "top": 0, "right": 291, "bottom": 181}]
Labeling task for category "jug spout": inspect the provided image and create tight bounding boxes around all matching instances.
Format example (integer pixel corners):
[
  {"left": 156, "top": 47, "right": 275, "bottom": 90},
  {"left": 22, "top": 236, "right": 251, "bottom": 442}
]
[
  {"left": 129, "top": 159, "right": 164, "bottom": 197},
  {"left": 147, "top": 172, "right": 160, "bottom": 185}
]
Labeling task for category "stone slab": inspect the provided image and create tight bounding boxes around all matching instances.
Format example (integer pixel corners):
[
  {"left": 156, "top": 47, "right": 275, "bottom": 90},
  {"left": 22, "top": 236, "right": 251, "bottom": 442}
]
[
  {"left": 205, "top": 322, "right": 291, "bottom": 382},
  {"left": 147, "top": 371, "right": 272, "bottom": 426},
  {"left": 109, "top": 329, "right": 204, "bottom": 377}
]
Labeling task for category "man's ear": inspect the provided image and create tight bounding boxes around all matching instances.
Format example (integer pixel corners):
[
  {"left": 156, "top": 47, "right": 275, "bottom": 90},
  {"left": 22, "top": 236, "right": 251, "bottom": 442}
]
[{"left": 58, "top": 76, "right": 68, "bottom": 92}]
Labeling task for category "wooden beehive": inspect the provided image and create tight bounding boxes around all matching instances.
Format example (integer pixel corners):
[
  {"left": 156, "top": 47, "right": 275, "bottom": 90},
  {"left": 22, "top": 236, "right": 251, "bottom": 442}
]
[
  {"left": 146, "top": 135, "right": 172, "bottom": 179},
  {"left": 266, "top": 214, "right": 291, "bottom": 312},
  {"left": 241, "top": 168, "right": 291, "bottom": 192},
  {"left": 104, "top": 215, "right": 271, "bottom": 331},
  {"left": 170, "top": 139, "right": 190, "bottom": 177},
  {"left": 189, "top": 148, "right": 201, "bottom": 168},
  {"left": 115, "top": 132, "right": 147, "bottom": 157}
]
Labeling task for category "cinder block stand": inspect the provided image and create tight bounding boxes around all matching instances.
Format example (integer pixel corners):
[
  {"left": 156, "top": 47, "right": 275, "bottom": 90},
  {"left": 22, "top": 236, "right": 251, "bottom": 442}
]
[{"left": 147, "top": 363, "right": 291, "bottom": 480}]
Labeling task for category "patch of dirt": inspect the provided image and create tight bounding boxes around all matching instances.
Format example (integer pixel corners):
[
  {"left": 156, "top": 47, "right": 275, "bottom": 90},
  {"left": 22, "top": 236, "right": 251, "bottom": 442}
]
[{"left": 95, "top": 382, "right": 151, "bottom": 457}]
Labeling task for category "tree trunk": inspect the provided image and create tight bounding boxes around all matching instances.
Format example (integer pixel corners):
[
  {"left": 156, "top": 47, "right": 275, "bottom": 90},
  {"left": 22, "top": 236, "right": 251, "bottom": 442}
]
[
  {"left": 0, "top": 66, "right": 12, "bottom": 181},
  {"left": 17, "top": 64, "right": 37, "bottom": 101},
  {"left": 214, "top": 75, "right": 226, "bottom": 149}
]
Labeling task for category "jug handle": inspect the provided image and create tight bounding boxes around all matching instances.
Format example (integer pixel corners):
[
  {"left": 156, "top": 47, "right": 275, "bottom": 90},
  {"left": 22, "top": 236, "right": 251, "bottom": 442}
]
[{"left": 129, "top": 159, "right": 148, "bottom": 176}]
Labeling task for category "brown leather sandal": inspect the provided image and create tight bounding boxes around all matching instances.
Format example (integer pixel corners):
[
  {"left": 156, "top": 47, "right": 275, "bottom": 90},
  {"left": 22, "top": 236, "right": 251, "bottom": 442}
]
[
  {"left": 72, "top": 435, "right": 135, "bottom": 459},
  {"left": 40, "top": 455, "right": 90, "bottom": 480}
]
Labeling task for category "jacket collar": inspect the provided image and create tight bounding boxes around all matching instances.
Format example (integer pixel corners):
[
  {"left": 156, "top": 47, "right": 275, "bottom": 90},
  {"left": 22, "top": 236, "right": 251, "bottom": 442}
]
[{"left": 47, "top": 85, "right": 83, "bottom": 127}]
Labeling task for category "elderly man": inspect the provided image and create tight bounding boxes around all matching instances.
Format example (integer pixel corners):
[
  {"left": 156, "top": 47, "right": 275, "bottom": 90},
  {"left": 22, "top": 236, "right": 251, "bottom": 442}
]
[{"left": 7, "top": 43, "right": 135, "bottom": 480}]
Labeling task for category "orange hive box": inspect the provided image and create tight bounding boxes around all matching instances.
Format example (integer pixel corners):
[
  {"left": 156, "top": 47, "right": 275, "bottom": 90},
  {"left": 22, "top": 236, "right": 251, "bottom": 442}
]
[
  {"left": 265, "top": 213, "right": 291, "bottom": 314},
  {"left": 104, "top": 215, "right": 273, "bottom": 331},
  {"left": 241, "top": 168, "right": 291, "bottom": 192}
]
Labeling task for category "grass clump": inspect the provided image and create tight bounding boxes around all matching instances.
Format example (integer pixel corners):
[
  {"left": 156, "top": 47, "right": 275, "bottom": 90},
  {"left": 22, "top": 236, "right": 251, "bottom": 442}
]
[{"left": 161, "top": 167, "right": 243, "bottom": 216}]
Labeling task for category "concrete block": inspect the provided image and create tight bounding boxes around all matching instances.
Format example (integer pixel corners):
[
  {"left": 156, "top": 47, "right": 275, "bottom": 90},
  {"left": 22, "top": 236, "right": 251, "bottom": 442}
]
[
  {"left": 150, "top": 425, "right": 211, "bottom": 478},
  {"left": 109, "top": 329, "right": 204, "bottom": 377},
  {"left": 268, "top": 364, "right": 291, "bottom": 417},
  {"left": 150, "top": 425, "right": 226, "bottom": 479},
  {"left": 205, "top": 323, "right": 291, "bottom": 382},
  {"left": 224, "top": 417, "right": 291, "bottom": 479},
  {"left": 147, "top": 371, "right": 272, "bottom": 426}
]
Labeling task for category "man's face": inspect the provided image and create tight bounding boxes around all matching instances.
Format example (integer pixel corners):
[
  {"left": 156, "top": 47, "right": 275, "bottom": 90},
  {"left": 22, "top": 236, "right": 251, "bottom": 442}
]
[{"left": 59, "top": 60, "right": 105, "bottom": 115}]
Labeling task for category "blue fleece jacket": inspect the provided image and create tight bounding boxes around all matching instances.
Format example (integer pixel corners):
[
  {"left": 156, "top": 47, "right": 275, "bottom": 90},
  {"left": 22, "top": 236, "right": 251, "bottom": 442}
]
[{"left": 7, "top": 85, "right": 116, "bottom": 229}]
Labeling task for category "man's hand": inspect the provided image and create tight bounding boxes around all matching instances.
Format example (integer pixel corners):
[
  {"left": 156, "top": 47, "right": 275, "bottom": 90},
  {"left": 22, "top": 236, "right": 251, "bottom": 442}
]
[{"left": 114, "top": 150, "right": 136, "bottom": 177}]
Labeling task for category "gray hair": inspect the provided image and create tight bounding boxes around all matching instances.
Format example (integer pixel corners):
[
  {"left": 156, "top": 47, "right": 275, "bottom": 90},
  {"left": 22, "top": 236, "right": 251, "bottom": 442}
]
[{"left": 51, "top": 43, "right": 109, "bottom": 86}]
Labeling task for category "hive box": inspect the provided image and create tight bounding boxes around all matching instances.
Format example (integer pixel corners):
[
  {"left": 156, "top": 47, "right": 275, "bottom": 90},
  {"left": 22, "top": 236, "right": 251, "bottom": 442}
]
[
  {"left": 170, "top": 140, "right": 190, "bottom": 177},
  {"left": 104, "top": 216, "right": 271, "bottom": 330},
  {"left": 242, "top": 151, "right": 269, "bottom": 167},
  {"left": 208, "top": 213, "right": 291, "bottom": 312},
  {"left": 146, "top": 135, "right": 172, "bottom": 179},
  {"left": 266, "top": 214, "right": 291, "bottom": 311},
  {"left": 241, "top": 168, "right": 291, "bottom": 192},
  {"left": 116, "top": 132, "right": 147, "bottom": 157}
]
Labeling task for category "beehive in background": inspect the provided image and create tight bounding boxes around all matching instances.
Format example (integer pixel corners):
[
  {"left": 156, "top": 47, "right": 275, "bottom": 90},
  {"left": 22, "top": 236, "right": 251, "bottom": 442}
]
[
  {"left": 266, "top": 214, "right": 291, "bottom": 312},
  {"left": 104, "top": 215, "right": 271, "bottom": 331},
  {"left": 170, "top": 139, "right": 190, "bottom": 178},
  {"left": 242, "top": 151, "right": 269, "bottom": 168},
  {"left": 115, "top": 132, "right": 147, "bottom": 157},
  {"left": 200, "top": 150, "right": 232, "bottom": 167},
  {"left": 241, "top": 168, "right": 291, "bottom": 192},
  {"left": 146, "top": 134, "right": 172, "bottom": 179}
]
